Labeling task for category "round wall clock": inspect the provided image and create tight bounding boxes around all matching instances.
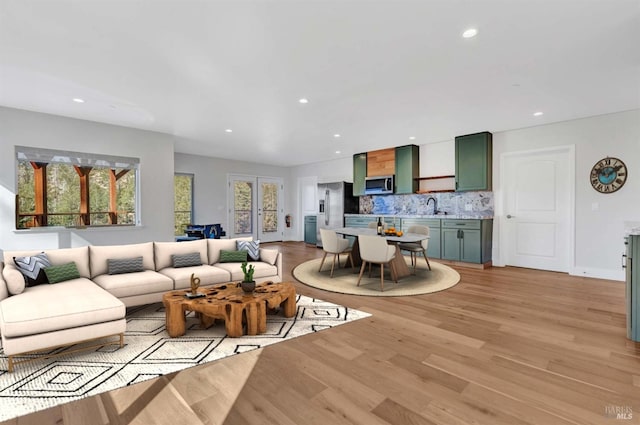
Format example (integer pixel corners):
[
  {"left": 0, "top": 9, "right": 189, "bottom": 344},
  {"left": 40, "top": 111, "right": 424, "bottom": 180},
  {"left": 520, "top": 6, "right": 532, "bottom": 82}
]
[{"left": 590, "top": 157, "right": 627, "bottom": 193}]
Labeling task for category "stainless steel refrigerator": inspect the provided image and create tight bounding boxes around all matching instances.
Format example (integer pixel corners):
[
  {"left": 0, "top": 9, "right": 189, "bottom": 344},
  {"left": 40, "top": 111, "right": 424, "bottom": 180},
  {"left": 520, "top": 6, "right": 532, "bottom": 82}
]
[{"left": 316, "top": 182, "right": 359, "bottom": 247}]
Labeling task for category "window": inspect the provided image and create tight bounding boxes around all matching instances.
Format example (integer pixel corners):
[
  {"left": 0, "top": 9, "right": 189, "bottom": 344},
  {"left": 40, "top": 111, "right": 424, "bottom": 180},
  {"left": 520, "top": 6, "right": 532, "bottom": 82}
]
[
  {"left": 16, "top": 146, "right": 139, "bottom": 229},
  {"left": 174, "top": 173, "right": 194, "bottom": 236}
]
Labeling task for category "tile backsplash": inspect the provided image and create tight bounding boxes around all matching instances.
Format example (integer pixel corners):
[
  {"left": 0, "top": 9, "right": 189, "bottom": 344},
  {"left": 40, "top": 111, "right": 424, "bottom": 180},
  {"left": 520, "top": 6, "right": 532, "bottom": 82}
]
[{"left": 360, "top": 192, "right": 494, "bottom": 216}]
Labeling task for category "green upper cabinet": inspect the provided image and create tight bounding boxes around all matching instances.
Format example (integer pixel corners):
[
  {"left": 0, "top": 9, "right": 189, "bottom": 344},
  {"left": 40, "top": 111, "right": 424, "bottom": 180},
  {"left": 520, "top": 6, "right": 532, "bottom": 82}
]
[
  {"left": 394, "top": 144, "right": 420, "bottom": 194},
  {"left": 353, "top": 153, "right": 367, "bottom": 196},
  {"left": 455, "top": 131, "right": 492, "bottom": 191}
]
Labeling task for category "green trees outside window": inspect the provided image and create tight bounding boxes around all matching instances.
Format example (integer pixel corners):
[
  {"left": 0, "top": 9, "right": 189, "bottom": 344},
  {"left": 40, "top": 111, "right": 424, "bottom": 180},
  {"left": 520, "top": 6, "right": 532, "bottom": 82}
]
[
  {"left": 16, "top": 150, "right": 138, "bottom": 229},
  {"left": 174, "top": 174, "right": 194, "bottom": 236}
]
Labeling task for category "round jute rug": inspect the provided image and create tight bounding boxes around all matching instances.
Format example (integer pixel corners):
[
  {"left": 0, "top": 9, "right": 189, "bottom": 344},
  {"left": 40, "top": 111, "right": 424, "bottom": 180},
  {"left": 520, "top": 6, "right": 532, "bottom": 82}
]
[{"left": 293, "top": 256, "right": 460, "bottom": 296}]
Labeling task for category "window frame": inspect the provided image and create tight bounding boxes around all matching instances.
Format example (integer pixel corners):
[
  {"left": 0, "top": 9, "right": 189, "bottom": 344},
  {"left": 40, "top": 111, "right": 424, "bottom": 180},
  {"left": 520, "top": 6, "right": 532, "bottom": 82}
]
[
  {"left": 15, "top": 146, "right": 140, "bottom": 229},
  {"left": 174, "top": 173, "right": 194, "bottom": 236}
]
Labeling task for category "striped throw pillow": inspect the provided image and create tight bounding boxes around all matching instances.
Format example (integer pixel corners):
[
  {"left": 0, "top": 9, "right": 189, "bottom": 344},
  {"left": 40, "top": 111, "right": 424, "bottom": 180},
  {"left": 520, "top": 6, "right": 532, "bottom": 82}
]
[
  {"left": 237, "top": 240, "right": 260, "bottom": 261},
  {"left": 107, "top": 257, "right": 144, "bottom": 275},
  {"left": 219, "top": 250, "right": 248, "bottom": 263},
  {"left": 44, "top": 262, "right": 81, "bottom": 284},
  {"left": 14, "top": 252, "right": 52, "bottom": 287},
  {"left": 172, "top": 252, "right": 202, "bottom": 268}
]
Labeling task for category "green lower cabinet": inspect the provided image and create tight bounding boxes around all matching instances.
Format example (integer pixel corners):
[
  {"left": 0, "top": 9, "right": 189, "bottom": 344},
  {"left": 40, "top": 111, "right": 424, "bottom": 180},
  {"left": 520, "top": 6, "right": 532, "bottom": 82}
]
[
  {"left": 441, "top": 228, "right": 462, "bottom": 261},
  {"left": 626, "top": 235, "right": 640, "bottom": 341},
  {"left": 460, "top": 229, "right": 481, "bottom": 263},
  {"left": 401, "top": 218, "right": 441, "bottom": 259},
  {"left": 304, "top": 216, "right": 317, "bottom": 245},
  {"left": 441, "top": 219, "right": 492, "bottom": 264}
]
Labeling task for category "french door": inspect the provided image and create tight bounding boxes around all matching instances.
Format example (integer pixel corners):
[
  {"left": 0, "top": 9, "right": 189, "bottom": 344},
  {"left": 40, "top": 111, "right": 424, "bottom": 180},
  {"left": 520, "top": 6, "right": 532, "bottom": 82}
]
[{"left": 228, "top": 175, "right": 283, "bottom": 242}]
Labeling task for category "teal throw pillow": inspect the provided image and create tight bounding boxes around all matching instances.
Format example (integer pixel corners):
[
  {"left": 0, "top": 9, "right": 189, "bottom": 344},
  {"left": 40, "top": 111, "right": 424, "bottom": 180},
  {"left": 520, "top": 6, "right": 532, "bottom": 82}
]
[
  {"left": 219, "top": 250, "right": 248, "bottom": 263},
  {"left": 45, "top": 262, "right": 81, "bottom": 284}
]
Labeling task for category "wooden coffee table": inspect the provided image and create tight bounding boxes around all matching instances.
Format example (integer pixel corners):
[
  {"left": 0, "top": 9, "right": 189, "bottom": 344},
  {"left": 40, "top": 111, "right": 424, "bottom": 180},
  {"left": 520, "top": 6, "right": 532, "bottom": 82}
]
[{"left": 162, "top": 281, "right": 297, "bottom": 337}]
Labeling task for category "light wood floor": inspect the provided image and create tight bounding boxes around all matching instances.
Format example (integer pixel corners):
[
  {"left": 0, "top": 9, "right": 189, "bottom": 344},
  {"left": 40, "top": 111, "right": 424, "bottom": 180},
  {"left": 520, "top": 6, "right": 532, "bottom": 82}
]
[{"left": 3, "top": 242, "right": 639, "bottom": 425}]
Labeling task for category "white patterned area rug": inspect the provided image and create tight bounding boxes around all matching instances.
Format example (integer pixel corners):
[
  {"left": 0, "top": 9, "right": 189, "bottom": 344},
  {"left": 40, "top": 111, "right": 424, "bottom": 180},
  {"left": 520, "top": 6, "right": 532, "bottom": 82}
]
[{"left": 0, "top": 295, "right": 370, "bottom": 422}]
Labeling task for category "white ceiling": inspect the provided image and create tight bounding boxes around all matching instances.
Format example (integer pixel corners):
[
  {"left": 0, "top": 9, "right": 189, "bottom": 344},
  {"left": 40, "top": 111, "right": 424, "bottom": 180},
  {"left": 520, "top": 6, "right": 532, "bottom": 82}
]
[{"left": 1, "top": 0, "right": 639, "bottom": 167}]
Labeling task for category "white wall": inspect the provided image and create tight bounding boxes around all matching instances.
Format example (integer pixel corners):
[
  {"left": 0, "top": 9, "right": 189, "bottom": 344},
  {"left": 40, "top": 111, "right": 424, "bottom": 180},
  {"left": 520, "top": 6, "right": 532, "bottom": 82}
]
[
  {"left": 493, "top": 109, "right": 640, "bottom": 280},
  {"left": 289, "top": 157, "right": 353, "bottom": 240},
  {"left": 0, "top": 107, "right": 176, "bottom": 252},
  {"left": 174, "top": 152, "right": 293, "bottom": 240}
]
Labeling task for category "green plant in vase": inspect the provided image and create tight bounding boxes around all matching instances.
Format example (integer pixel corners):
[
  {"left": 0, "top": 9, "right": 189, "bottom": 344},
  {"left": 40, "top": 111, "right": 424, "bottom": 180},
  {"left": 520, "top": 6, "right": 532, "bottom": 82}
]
[{"left": 240, "top": 261, "right": 256, "bottom": 293}]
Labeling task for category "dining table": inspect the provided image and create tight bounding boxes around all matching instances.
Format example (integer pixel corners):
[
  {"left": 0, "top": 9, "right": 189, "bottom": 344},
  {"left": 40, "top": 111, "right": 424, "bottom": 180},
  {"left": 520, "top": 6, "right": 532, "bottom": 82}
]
[{"left": 333, "top": 227, "right": 430, "bottom": 279}]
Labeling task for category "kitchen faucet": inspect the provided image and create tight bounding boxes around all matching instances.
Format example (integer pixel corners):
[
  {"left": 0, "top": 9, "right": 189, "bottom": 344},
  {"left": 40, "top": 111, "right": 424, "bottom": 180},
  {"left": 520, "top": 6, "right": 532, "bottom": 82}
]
[{"left": 426, "top": 196, "right": 437, "bottom": 215}]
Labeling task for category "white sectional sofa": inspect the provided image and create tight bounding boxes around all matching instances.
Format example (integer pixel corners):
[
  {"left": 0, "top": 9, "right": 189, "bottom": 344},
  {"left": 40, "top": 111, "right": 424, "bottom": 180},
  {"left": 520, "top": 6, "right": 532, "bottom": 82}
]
[{"left": 0, "top": 238, "right": 282, "bottom": 371}]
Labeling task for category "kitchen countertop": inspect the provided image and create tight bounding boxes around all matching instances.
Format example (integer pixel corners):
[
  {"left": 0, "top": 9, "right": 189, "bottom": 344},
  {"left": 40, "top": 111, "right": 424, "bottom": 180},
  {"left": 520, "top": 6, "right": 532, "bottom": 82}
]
[{"left": 344, "top": 213, "right": 494, "bottom": 220}]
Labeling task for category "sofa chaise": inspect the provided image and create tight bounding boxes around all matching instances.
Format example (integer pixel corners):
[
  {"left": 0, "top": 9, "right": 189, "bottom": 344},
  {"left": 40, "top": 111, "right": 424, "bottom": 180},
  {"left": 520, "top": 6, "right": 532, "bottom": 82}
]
[{"left": 0, "top": 237, "right": 281, "bottom": 372}]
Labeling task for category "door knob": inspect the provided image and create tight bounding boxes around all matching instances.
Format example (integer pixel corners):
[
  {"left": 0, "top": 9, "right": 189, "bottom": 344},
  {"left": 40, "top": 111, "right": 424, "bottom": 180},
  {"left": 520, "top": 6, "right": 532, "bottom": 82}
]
[{"left": 506, "top": 214, "right": 515, "bottom": 219}]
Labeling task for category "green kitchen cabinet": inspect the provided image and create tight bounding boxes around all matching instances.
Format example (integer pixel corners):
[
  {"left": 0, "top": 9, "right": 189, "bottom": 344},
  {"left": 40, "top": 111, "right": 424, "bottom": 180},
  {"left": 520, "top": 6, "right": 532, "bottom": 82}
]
[
  {"left": 625, "top": 235, "right": 640, "bottom": 341},
  {"left": 304, "top": 215, "right": 317, "bottom": 245},
  {"left": 401, "top": 217, "right": 441, "bottom": 259},
  {"left": 394, "top": 144, "right": 419, "bottom": 194},
  {"left": 455, "top": 131, "right": 492, "bottom": 191},
  {"left": 441, "top": 219, "right": 492, "bottom": 263},
  {"left": 353, "top": 153, "right": 367, "bottom": 196}
]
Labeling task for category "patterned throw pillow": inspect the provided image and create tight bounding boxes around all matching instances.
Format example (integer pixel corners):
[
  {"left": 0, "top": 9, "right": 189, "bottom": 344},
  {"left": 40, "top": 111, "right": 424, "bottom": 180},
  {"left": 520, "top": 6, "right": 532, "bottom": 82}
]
[
  {"left": 219, "top": 250, "right": 248, "bottom": 263},
  {"left": 237, "top": 240, "right": 260, "bottom": 261},
  {"left": 14, "top": 252, "right": 52, "bottom": 287},
  {"left": 172, "top": 252, "right": 202, "bottom": 268},
  {"left": 107, "top": 257, "right": 144, "bottom": 275},
  {"left": 44, "top": 262, "right": 81, "bottom": 284}
]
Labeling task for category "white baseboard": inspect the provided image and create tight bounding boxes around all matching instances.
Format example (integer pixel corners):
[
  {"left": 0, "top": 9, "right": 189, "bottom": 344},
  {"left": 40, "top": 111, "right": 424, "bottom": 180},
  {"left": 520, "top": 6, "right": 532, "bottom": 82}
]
[{"left": 570, "top": 266, "right": 625, "bottom": 281}]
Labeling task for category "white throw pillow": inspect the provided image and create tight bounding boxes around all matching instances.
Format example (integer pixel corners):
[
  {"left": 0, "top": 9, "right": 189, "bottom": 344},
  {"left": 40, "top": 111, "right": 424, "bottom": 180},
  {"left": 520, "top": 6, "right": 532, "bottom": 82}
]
[{"left": 259, "top": 248, "right": 278, "bottom": 265}]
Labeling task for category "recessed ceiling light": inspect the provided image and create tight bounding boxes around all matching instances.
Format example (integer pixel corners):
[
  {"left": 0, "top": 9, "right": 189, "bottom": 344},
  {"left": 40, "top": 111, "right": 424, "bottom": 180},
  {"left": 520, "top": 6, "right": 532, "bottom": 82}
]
[
  {"left": 298, "top": 98, "right": 309, "bottom": 104},
  {"left": 335, "top": 150, "right": 341, "bottom": 154},
  {"left": 462, "top": 28, "right": 478, "bottom": 38},
  {"left": 225, "top": 128, "right": 233, "bottom": 133},
  {"left": 409, "top": 136, "right": 416, "bottom": 140},
  {"left": 533, "top": 112, "right": 544, "bottom": 117},
  {"left": 333, "top": 134, "right": 341, "bottom": 138},
  {"left": 72, "top": 98, "right": 85, "bottom": 103}
]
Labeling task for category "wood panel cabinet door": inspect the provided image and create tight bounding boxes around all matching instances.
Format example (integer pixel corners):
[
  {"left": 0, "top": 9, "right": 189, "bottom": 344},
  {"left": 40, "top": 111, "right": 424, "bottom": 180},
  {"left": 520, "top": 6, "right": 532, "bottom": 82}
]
[
  {"left": 455, "top": 131, "right": 492, "bottom": 191},
  {"left": 395, "top": 144, "right": 419, "bottom": 194},
  {"left": 366, "top": 148, "right": 395, "bottom": 177},
  {"left": 353, "top": 153, "right": 367, "bottom": 196}
]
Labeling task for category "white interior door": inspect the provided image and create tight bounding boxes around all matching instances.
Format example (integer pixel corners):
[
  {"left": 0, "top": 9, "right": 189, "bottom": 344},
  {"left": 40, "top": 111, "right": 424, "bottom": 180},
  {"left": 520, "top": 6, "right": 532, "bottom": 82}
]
[{"left": 501, "top": 146, "right": 574, "bottom": 272}]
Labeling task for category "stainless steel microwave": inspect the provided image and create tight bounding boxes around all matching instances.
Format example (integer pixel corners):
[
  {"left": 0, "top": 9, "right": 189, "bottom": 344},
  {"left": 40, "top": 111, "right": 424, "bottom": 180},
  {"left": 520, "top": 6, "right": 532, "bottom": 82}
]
[{"left": 365, "top": 175, "right": 394, "bottom": 195}]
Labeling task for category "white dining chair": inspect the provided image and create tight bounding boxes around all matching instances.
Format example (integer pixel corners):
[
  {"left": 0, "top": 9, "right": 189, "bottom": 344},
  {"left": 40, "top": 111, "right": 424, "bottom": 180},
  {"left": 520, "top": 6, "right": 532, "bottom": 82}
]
[
  {"left": 318, "top": 228, "right": 354, "bottom": 277},
  {"left": 399, "top": 225, "right": 431, "bottom": 273},
  {"left": 357, "top": 234, "right": 397, "bottom": 291}
]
